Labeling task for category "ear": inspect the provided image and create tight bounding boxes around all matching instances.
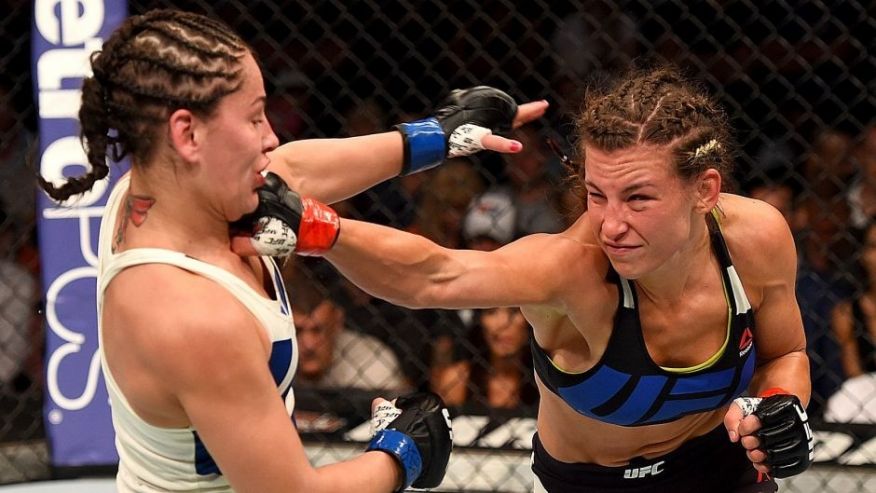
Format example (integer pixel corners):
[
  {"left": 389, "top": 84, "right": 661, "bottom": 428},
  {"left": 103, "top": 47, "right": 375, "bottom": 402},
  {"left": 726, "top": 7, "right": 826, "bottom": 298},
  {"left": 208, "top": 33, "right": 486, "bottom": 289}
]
[
  {"left": 167, "top": 109, "right": 202, "bottom": 163},
  {"left": 694, "top": 168, "right": 722, "bottom": 213}
]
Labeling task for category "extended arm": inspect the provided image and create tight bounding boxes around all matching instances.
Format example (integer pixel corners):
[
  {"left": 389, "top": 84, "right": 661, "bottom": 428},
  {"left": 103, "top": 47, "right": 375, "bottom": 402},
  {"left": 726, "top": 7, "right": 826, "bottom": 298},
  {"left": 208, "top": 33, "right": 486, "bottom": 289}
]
[
  {"left": 325, "top": 218, "right": 566, "bottom": 310},
  {"left": 265, "top": 89, "right": 548, "bottom": 204}
]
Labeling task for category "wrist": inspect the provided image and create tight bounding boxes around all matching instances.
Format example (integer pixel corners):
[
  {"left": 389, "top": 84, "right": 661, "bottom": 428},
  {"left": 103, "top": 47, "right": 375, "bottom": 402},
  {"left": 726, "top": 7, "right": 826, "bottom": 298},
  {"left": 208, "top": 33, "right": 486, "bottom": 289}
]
[
  {"left": 758, "top": 387, "right": 791, "bottom": 398},
  {"left": 366, "top": 429, "right": 422, "bottom": 492},
  {"left": 395, "top": 117, "right": 445, "bottom": 175},
  {"left": 295, "top": 198, "right": 340, "bottom": 256}
]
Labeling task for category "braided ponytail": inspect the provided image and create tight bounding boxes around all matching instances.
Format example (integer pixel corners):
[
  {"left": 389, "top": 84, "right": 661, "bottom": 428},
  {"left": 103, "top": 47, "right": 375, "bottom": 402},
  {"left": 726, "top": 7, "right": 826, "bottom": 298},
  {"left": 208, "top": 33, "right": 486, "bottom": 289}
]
[{"left": 37, "top": 9, "right": 249, "bottom": 202}]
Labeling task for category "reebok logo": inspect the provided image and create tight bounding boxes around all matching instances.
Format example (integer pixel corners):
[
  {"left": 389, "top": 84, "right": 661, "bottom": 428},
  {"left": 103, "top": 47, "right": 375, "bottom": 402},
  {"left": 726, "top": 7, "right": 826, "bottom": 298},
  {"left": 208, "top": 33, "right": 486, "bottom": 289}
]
[
  {"left": 738, "top": 327, "right": 753, "bottom": 357},
  {"left": 623, "top": 461, "right": 665, "bottom": 479}
]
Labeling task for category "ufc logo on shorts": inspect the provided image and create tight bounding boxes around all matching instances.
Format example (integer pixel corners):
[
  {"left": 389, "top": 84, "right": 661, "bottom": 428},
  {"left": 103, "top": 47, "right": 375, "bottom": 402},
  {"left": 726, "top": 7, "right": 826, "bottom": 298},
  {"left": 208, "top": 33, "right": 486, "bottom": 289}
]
[{"left": 623, "top": 461, "right": 665, "bottom": 479}]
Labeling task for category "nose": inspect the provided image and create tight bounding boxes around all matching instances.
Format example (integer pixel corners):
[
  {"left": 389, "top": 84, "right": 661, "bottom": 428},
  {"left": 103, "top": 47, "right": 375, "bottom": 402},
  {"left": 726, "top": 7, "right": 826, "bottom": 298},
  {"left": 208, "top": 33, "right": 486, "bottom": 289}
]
[
  {"left": 601, "top": 202, "right": 630, "bottom": 240},
  {"left": 263, "top": 119, "right": 280, "bottom": 152}
]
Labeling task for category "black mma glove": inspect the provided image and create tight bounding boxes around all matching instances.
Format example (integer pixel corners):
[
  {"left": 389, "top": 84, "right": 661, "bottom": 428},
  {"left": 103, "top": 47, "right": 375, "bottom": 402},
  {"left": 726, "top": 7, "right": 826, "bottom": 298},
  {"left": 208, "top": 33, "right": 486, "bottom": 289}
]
[
  {"left": 367, "top": 392, "right": 453, "bottom": 491},
  {"left": 395, "top": 86, "right": 518, "bottom": 175},
  {"left": 231, "top": 172, "right": 339, "bottom": 257},
  {"left": 734, "top": 389, "right": 814, "bottom": 478}
]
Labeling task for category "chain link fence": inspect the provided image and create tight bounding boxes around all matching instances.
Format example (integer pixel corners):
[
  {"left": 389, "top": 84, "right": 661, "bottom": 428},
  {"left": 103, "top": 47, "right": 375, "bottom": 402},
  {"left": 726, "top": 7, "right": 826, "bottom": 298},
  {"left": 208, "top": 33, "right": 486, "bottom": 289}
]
[{"left": 2, "top": 0, "right": 875, "bottom": 490}]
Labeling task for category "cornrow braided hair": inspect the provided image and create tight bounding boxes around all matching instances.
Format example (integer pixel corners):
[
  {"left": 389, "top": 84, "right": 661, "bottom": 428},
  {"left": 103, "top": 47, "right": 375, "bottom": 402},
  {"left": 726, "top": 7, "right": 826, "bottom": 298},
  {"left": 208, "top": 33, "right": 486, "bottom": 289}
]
[
  {"left": 38, "top": 9, "right": 250, "bottom": 202},
  {"left": 573, "top": 66, "right": 736, "bottom": 196}
]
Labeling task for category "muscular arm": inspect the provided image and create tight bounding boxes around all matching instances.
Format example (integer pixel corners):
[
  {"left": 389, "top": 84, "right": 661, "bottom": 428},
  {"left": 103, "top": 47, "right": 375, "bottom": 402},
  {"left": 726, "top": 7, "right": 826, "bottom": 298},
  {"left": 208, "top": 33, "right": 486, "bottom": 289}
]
[
  {"left": 742, "top": 202, "right": 811, "bottom": 404},
  {"left": 325, "top": 218, "right": 570, "bottom": 310}
]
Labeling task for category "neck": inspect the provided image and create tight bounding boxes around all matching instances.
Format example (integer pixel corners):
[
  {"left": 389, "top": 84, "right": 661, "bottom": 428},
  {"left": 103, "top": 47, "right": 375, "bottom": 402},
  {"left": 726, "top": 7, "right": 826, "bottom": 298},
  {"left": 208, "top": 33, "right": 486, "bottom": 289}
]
[
  {"left": 634, "top": 215, "right": 714, "bottom": 305},
  {"left": 127, "top": 166, "right": 233, "bottom": 258}
]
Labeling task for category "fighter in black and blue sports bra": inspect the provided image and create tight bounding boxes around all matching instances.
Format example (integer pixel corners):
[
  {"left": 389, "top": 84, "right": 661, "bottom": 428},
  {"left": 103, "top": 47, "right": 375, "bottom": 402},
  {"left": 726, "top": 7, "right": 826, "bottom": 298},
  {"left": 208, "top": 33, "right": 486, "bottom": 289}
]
[
  {"left": 530, "top": 214, "right": 776, "bottom": 493},
  {"left": 532, "top": 214, "right": 756, "bottom": 427}
]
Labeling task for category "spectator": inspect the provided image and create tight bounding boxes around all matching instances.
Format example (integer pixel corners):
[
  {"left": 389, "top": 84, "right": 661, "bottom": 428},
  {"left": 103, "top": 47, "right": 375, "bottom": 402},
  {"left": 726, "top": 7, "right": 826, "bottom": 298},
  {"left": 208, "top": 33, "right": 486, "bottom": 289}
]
[
  {"left": 847, "top": 126, "right": 876, "bottom": 229},
  {"left": 288, "top": 267, "right": 408, "bottom": 393},
  {"left": 743, "top": 169, "right": 803, "bottom": 234},
  {"left": 801, "top": 128, "right": 855, "bottom": 201},
  {"left": 831, "top": 220, "right": 876, "bottom": 379},
  {"left": 492, "top": 126, "right": 565, "bottom": 236},
  {"left": 462, "top": 190, "right": 518, "bottom": 252},
  {"left": 431, "top": 307, "right": 537, "bottom": 413},
  {"left": 795, "top": 196, "right": 856, "bottom": 417},
  {"left": 408, "top": 158, "right": 485, "bottom": 248},
  {"left": 0, "top": 81, "right": 36, "bottom": 231}
]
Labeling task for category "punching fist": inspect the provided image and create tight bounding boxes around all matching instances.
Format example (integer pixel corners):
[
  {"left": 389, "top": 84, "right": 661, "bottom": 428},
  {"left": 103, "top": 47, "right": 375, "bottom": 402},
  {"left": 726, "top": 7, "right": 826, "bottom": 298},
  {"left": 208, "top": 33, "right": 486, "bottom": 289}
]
[
  {"left": 727, "top": 390, "right": 814, "bottom": 479},
  {"left": 231, "top": 172, "right": 339, "bottom": 257},
  {"left": 396, "top": 86, "right": 519, "bottom": 175},
  {"left": 367, "top": 392, "right": 453, "bottom": 491}
]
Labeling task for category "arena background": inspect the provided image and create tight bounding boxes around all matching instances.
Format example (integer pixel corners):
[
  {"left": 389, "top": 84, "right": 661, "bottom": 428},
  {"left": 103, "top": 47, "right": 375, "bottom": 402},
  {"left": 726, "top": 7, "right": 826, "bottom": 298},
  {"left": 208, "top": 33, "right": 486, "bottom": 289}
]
[{"left": 1, "top": 0, "right": 875, "bottom": 491}]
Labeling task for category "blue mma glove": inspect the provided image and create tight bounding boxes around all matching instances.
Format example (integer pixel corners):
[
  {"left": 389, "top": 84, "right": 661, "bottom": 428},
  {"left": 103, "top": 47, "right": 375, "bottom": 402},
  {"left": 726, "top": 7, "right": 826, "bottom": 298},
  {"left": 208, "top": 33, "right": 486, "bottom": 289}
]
[
  {"left": 396, "top": 86, "right": 518, "bottom": 175},
  {"left": 367, "top": 392, "right": 453, "bottom": 491}
]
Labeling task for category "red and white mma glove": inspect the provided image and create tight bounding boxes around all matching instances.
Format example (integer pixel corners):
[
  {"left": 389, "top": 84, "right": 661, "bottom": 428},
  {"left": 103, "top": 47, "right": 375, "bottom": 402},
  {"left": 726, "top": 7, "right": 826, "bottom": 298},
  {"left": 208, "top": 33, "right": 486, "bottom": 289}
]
[
  {"left": 734, "top": 388, "right": 814, "bottom": 478},
  {"left": 232, "top": 172, "right": 339, "bottom": 257}
]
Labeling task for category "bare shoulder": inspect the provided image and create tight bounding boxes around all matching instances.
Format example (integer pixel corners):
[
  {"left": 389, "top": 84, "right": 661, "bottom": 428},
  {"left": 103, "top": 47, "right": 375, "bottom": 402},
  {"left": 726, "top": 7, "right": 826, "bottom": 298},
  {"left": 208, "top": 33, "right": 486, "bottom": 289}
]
[
  {"left": 104, "top": 264, "right": 267, "bottom": 383},
  {"left": 506, "top": 213, "right": 612, "bottom": 309},
  {"left": 716, "top": 193, "right": 797, "bottom": 283}
]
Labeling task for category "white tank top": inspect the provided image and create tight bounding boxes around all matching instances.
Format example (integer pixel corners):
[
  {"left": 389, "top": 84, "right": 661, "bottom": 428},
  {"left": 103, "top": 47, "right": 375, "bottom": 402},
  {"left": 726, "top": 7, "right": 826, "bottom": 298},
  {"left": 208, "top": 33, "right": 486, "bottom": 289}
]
[{"left": 97, "top": 174, "right": 298, "bottom": 492}]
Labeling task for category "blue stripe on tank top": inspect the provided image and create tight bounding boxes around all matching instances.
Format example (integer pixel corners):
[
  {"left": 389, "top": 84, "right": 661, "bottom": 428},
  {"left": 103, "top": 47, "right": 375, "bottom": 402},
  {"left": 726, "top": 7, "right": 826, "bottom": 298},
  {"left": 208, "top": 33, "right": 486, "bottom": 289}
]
[
  {"left": 269, "top": 339, "right": 293, "bottom": 386},
  {"left": 193, "top": 430, "right": 220, "bottom": 476},
  {"left": 271, "top": 261, "right": 290, "bottom": 316},
  {"left": 556, "top": 365, "right": 630, "bottom": 413},
  {"left": 669, "top": 366, "right": 737, "bottom": 395}
]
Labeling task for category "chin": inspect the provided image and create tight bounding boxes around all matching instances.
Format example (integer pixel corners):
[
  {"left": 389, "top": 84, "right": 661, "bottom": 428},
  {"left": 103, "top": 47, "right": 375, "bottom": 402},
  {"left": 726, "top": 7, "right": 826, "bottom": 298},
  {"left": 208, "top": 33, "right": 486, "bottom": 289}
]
[{"left": 608, "top": 259, "right": 646, "bottom": 280}]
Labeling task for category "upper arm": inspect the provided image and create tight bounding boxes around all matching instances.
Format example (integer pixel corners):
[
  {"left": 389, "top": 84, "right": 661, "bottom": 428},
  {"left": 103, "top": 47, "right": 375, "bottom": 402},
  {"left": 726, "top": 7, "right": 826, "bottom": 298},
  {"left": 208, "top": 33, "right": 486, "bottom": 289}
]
[
  {"left": 416, "top": 233, "right": 582, "bottom": 310},
  {"left": 733, "top": 199, "right": 810, "bottom": 398},
  {"left": 749, "top": 207, "right": 806, "bottom": 358},
  {"left": 144, "top": 283, "right": 315, "bottom": 492}
]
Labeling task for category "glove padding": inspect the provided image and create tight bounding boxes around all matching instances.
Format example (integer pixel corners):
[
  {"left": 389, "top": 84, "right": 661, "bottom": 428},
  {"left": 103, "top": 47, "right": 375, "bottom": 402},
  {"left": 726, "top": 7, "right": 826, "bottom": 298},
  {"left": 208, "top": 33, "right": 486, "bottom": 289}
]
[
  {"left": 396, "top": 86, "right": 518, "bottom": 175},
  {"left": 737, "top": 393, "right": 814, "bottom": 478},
  {"left": 231, "top": 172, "right": 339, "bottom": 257},
  {"left": 367, "top": 392, "right": 453, "bottom": 491}
]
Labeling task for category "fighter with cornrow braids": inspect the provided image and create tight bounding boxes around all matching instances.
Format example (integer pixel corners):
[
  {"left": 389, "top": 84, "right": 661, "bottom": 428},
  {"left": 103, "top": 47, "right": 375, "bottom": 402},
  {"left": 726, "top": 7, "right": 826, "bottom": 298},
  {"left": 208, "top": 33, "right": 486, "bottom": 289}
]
[
  {"left": 38, "top": 8, "right": 548, "bottom": 493},
  {"left": 261, "top": 66, "right": 812, "bottom": 492}
]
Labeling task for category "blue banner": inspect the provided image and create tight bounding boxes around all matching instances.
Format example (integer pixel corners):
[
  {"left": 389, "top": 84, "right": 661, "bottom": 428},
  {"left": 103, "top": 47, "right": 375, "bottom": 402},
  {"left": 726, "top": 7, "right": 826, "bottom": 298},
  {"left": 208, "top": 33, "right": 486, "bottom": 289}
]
[{"left": 33, "top": 0, "right": 128, "bottom": 467}]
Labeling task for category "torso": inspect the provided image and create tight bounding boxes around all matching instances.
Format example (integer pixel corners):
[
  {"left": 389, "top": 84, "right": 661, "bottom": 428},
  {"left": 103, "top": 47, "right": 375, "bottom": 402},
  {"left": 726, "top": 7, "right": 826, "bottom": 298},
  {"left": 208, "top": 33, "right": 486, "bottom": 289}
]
[
  {"left": 523, "top": 194, "right": 766, "bottom": 465},
  {"left": 97, "top": 175, "right": 298, "bottom": 491}
]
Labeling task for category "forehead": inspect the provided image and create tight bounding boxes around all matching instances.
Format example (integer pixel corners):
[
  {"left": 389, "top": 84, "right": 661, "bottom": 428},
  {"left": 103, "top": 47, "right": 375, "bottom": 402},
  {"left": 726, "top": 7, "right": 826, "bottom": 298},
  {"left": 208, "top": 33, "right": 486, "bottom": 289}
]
[
  {"left": 583, "top": 144, "right": 676, "bottom": 187},
  {"left": 221, "top": 52, "right": 265, "bottom": 106}
]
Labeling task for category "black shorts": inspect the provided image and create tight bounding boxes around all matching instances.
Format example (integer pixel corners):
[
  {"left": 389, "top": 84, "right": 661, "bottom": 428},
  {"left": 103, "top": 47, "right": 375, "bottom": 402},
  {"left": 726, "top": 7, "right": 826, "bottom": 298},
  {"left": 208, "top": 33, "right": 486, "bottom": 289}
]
[{"left": 532, "top": 426, "right": 777, "bottom": 493}]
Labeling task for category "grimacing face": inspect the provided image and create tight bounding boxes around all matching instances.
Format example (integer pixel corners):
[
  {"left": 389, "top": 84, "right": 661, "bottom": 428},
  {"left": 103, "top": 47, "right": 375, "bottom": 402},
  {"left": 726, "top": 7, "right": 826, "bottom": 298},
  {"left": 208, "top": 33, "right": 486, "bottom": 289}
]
[{"left": 584, "top": 144, "right": 704, "bottom": 280}]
